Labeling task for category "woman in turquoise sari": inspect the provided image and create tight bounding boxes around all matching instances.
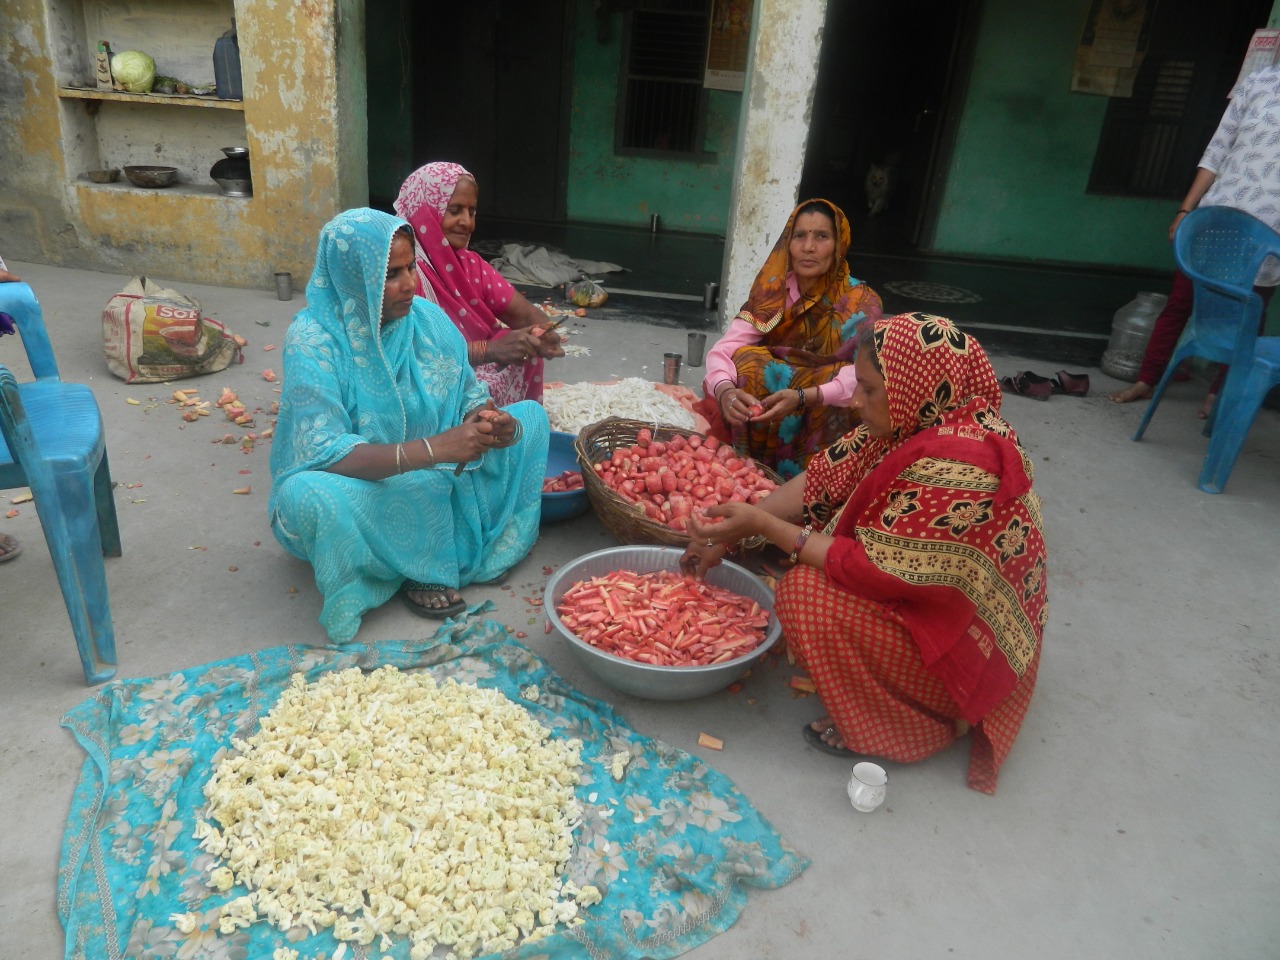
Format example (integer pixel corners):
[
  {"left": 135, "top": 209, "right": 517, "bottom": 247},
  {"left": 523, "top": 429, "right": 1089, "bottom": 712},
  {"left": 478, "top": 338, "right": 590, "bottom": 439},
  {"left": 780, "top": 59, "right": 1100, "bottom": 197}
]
[{"left": 269, "top": 208, "right": 549, "bottom": 642}]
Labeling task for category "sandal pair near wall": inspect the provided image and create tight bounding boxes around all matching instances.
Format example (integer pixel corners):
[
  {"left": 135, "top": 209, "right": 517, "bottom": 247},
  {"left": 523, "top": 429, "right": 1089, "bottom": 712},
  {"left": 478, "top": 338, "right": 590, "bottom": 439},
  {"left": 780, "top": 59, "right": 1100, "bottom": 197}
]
[{"left": 999, "top": 370, "right": 1090, "bottom": 401}]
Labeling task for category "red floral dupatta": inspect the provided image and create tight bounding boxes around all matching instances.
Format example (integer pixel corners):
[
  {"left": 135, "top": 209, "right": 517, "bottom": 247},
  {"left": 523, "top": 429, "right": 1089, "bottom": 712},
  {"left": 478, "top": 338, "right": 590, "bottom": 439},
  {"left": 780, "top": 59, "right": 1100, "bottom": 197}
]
[{"left": 804, "top": 313, "right": 1048, "bottom": 723}]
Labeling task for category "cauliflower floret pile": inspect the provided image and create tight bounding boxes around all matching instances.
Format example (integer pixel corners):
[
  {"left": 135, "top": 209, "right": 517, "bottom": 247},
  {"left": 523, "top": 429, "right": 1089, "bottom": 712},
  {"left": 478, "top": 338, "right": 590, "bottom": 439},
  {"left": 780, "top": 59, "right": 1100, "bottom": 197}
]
[{"left": 199, "top": 666, "right": 588, "bottom": 960}]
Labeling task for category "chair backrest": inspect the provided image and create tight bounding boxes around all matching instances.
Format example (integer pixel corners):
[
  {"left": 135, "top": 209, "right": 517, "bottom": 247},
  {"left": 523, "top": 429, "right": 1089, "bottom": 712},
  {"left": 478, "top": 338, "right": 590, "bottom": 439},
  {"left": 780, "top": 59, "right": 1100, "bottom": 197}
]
[
  {"left": 0, "top": 282, "right": 60, "bottom": 380},
  {"left": 1172, "top": 206, "right": 1280, "bottom": 363}
]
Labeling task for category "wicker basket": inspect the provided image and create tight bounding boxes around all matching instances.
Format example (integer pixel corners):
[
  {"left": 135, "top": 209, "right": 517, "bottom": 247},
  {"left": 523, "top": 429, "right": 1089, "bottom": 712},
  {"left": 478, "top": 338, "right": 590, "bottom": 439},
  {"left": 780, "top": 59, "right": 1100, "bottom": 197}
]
[{"left": 573, "top": 416, "right": 782, "bottom": 548}]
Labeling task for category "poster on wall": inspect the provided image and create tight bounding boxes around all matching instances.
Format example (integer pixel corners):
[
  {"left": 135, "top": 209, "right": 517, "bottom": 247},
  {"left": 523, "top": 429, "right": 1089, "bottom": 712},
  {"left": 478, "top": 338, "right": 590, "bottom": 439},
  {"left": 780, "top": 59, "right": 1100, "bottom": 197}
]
[
  {"left": 704, "top": 0, "right": 752, "bottom": 91},
  {"left": 1071, "top": 0, "right": 1157, "bottom": 98},
  {"left": 1233, "top": 29, "right": 1280, "bottom": 91}
]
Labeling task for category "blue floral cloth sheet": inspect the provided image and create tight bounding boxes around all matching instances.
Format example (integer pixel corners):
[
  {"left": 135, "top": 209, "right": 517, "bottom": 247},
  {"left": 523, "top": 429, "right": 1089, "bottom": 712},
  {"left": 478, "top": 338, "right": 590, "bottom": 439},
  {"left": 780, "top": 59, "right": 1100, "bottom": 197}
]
[{"left": 58, "top": 615, "right": 808, "bottom": 960}]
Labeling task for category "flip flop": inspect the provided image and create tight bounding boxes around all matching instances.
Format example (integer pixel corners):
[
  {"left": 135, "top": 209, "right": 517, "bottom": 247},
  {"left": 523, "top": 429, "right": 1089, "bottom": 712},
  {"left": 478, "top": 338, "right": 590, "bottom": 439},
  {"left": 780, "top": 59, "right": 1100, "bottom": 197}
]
[
  {"left": 1053, "top": 370, "right": 1090, "bottom": 397},
  {"left": 999, "top": 371, "right": 1054, "bottom": 401},
  {"left": 0, "top": 533, "right": 21, "bottom": 563},
  {"left": 801, "top": 721, "right": 861, "bottom": 758},
  {"left": 399, "top": 581, "right": 466, "bottom": 620}
]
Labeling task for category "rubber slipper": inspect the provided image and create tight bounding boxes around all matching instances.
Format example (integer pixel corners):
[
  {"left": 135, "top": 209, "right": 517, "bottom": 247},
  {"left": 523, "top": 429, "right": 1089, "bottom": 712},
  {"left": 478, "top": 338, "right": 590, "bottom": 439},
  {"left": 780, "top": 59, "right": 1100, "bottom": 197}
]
[
  {"left": 801, "top": 721, "right": 861, "bottom": 758},
  {"left": 0, "top": 533, "right": 21, "bottom": 563},
  {"left": 999, "top": 371, "right": 1054, "bottom": 401},
  {"left": 399, "top": 581, "right": 466, "bottom": 620},
  {"left": 1053, "top": 370, "right": 1090, "bottom": 397}
]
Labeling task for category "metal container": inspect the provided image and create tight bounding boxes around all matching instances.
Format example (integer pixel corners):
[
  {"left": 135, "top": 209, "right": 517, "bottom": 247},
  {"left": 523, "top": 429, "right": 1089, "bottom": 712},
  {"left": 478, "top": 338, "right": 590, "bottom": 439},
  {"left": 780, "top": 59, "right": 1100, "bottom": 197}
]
[
  {"left": 687, "top": 331, "right": 707, "bottom": 367},
  {"left": 663, "top": 352, "right": 682, "bottom": 384},
  {"left": 124, "top": 165, "right": 177, "bottom": 188},
  {"left": 274, "top": 271, "right": 293, "bottom": 301},
  {"left": 1101, "top": 291, "right": 1167, "bottom": 382},
  {"left": 702, "top": 282, "right": 719, "bottom": 310},
  {"left": 544, "top": 546, "right": 781, "bottom": 700}
]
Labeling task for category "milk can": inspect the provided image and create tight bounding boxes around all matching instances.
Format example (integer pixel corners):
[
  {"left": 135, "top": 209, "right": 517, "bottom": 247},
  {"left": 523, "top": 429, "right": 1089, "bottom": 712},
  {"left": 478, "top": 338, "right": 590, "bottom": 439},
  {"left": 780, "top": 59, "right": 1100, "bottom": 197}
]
[{"left": 1100, "top": 291, "right": 1167, "bottom": 382}]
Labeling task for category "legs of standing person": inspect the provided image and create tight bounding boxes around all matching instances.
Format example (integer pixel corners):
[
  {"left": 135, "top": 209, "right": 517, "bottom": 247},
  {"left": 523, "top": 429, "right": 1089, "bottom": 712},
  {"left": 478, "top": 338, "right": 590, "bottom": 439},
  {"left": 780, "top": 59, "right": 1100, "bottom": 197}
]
[{"left": 1110, "top": 270, "right": 1194, "bottom": 403}]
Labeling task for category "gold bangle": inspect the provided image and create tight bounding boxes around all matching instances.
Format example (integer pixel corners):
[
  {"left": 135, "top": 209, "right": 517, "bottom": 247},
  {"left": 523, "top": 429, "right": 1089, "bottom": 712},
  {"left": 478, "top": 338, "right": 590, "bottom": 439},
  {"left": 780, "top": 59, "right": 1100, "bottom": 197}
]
[
  {"left": 422, "top": 437, "right": 435, "bottom": 467},
  {"left": 394, "top": 442, "right": 405, "bottom": 475}
]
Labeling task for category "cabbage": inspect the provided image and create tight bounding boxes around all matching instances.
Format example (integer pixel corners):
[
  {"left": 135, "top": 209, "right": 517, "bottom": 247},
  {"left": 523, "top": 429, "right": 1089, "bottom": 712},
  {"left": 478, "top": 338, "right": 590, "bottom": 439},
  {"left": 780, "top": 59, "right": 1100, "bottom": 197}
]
[{"left": 110, "top": 51, "right": 156, "bottom": 93}]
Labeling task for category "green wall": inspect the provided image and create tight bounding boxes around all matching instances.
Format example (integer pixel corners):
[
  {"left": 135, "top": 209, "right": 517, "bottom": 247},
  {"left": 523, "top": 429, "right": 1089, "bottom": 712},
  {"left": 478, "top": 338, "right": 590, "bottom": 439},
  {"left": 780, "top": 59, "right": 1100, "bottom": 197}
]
[
  {"left": 365, "top": 1, "right": 414, "bottom": 206},
  {"left": 565, "top": 0, "right": 740, "bottom": 233},
  {"left": 931, "top": 0, "right": 1180, "bottom": 271}
]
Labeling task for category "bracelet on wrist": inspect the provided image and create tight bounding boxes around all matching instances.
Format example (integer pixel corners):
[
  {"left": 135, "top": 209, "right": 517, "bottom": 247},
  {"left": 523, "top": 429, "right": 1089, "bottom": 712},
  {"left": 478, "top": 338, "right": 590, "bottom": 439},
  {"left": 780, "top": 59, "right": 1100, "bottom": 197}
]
[
  {"left": 789, "top": 523, "right": 814, "bottom": 564},
  {"left": 421, "top": 437, "right": 436, "bottom": 467},
  {"left": 796, "top": 387, "right": 806, "bottom": 410}
]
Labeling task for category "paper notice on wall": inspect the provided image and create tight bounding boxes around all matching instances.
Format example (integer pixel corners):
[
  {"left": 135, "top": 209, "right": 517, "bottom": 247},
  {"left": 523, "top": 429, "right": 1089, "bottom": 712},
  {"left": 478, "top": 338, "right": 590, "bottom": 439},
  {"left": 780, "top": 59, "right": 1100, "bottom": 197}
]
[
  {"left": 1071, "top": 0, "right": 1155, "bottom": 98},
  {"left": 704, "top": 0, "right": 752, "bottom": 92},
  {"left": 1232, "top": 29, "right": 1280, "bottom": 93}
]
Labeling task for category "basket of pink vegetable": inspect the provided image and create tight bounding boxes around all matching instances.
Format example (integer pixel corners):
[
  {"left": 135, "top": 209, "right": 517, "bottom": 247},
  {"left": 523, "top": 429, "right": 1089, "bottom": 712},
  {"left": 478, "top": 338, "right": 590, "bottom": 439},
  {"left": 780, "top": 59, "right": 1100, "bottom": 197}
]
[
  {"left": 574, "top": 417, "right": 781, "bottom": 547},
  {"left": 544, "top": 545, "right": 781, "bottom": 700}
]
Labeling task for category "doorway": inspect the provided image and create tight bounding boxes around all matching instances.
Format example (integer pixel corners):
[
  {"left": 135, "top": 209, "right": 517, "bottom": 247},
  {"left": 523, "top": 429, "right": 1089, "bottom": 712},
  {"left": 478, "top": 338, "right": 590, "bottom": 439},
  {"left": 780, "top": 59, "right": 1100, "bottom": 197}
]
[
  {"left": 798, "top": 0, "right": 975, "bottom": 254},
  {"left": 405, "top": 0, "right": 575, "bottom": 222}
]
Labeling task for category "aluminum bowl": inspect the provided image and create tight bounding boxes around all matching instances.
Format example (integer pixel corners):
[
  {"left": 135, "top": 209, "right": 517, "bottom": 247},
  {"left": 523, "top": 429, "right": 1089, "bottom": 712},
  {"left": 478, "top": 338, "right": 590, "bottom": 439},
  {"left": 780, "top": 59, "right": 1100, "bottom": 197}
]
[
  {"left": 541, "top": 430, "right": 589, "bottom": 522},
  {"left": 124, "top": 165, "right": 178, "bottom": 188},
  {"left": 86, "top": 168, "right": 120, "bottom": 184},
  {"left": 544, "top": 546, "right": 780, "bottom": 700}
]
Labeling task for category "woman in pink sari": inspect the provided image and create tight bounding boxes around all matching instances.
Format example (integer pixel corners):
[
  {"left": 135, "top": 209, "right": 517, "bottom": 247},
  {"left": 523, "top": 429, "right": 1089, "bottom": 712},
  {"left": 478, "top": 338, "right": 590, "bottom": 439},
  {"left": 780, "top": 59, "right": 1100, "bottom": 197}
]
[{"left": 394, "top": 162, "right": 563, "bottom": 404}]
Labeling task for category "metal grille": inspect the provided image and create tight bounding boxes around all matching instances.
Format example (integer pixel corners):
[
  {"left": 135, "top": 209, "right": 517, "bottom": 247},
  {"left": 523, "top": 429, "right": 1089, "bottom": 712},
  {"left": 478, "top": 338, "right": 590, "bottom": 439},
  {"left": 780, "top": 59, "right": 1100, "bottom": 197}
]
[
  {"left": 618, "top": 5, "right": 710, "bottom": 154},
  {"left": 1089, "top": 58, "right": 1198, "bottom": 197}
]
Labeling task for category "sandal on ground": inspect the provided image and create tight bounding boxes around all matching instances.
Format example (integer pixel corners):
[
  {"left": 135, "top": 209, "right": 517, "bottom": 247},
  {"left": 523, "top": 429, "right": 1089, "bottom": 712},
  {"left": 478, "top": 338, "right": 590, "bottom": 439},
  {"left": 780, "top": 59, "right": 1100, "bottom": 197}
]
[
  {"left": 801, "top": 720, "right": 862, "bottom": 758},
  {"left": 0, "top": 533, "right": 21, "bottom": 564},
  {"left": 998, "top": 371, "right": 1054, "bottom": 401},
  {"left": 399, "top": 581, "right": 466, "bottom": 620},
  {"left": 1053, "top": 370, "right": 1090, "bottom": 397}
]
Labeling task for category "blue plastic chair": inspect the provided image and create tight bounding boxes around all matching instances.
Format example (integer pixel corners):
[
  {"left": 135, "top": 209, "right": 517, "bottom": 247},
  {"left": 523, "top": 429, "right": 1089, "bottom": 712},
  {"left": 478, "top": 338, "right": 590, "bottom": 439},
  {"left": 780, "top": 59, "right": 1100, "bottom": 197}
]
[
  {"left": 1132, "top": 206, "right": 1280, "bottom": 493},
  {"left": 0, "top": 282, "right": 121, "bottom": 683}
]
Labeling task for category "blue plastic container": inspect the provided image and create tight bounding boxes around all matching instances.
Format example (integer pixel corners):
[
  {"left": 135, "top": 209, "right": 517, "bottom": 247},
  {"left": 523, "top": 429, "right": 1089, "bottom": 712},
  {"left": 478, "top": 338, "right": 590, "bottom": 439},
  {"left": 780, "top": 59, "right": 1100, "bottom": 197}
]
[
  {"left": 213, "top": 20, "right": 242, "bottom": 100},
  {"left": 541, "top": 431, "right": 589, "bottom": 522}
]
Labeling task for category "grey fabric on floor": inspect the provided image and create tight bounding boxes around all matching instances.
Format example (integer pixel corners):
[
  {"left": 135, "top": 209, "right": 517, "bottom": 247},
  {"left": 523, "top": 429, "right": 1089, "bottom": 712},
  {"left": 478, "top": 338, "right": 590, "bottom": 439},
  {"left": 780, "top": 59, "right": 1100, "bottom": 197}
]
[{"left": 490, "top": 243, "right": 627, "bottom": 287}]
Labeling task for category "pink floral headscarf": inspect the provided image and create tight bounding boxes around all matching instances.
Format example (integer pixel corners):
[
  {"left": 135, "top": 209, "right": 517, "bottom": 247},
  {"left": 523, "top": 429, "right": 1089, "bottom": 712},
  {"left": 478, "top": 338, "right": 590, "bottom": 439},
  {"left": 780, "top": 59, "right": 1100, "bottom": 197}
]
[{"left": 393, "top": 161, "right": 514, "bottom": 345}]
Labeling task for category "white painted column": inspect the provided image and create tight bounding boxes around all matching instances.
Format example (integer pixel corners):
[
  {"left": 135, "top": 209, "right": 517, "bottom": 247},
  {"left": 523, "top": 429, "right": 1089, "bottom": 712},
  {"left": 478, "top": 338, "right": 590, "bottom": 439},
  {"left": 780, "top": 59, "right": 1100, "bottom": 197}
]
[{"left": 719, "top": 0, "right": 829, "bottom": 326}]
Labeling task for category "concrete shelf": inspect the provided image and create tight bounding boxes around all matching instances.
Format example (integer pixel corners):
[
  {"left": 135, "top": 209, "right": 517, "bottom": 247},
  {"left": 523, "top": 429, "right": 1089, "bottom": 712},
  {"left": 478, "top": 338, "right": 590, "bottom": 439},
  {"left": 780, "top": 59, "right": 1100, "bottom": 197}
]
[{"left": 73, "top": 178, "right": 249, "bottom": 200}]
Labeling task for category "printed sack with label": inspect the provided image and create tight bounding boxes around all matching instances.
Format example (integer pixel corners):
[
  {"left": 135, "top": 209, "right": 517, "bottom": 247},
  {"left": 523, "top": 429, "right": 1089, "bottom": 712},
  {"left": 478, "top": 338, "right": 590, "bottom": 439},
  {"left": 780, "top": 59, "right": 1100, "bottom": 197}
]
[{"left": 102, "top": 276, "right": 243, "bottom": 383}]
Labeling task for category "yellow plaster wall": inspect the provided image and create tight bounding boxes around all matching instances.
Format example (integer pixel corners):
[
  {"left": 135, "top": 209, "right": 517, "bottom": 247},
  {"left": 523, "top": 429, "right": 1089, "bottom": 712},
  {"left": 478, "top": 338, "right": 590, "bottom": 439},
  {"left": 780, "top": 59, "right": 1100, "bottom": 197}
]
[{"left": 0, "top": 0, "right": 368, "bottom": 291}]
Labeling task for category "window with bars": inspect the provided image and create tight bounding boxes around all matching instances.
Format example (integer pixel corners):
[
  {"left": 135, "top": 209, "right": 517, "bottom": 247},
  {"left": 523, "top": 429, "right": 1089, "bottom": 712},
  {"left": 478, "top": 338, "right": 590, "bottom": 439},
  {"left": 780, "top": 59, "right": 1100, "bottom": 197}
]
[
  {"left": 616, "top": 0, "right": 712, "bottom": 158},
  {"left": 1087, "top": 0, "right": 1271, "bottom": 199}
]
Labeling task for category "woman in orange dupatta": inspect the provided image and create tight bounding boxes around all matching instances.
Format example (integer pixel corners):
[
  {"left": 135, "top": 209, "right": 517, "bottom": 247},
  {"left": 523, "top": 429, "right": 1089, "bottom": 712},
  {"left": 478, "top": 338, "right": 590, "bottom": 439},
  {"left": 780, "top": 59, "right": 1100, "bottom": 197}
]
[
  {"left": 694, "top": 198, "right": 882, "bottom": 478},
  {"left": 682, "top": 313, "right": 1047, "bottom": 793}
]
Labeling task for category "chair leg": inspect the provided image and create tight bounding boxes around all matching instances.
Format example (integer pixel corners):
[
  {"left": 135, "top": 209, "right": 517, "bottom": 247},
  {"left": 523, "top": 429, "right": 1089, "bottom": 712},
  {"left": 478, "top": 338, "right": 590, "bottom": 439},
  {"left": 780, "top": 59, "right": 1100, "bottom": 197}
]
[
  {"left": 39, "top": 470, "right": 118, "bottom": 684},
  {"left": 94, "top": 449, "right": 122, "bottom": 557},
  {"left": 1197, "top": 370, "right": 1266, "bottom": 494},
  {"left": 1132, "top": 344, "right": 1191, "bottom": 441}
]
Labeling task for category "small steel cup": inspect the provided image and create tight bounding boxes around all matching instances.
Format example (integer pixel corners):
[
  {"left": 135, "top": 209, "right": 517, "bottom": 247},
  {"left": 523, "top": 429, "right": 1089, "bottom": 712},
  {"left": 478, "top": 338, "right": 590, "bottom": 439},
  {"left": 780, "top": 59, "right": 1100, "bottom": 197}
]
[
  {"left": 687, "top": 331, "right": 708, "bottom": 367},
  {"left": 274, "top": 271, "right": 293, "bottom": 301},
  {"left": 702, "top": 282, "right": 719, "bottom": 310},
  {"left": 662, "top": 352, "right": 682, "bottom": 385}
]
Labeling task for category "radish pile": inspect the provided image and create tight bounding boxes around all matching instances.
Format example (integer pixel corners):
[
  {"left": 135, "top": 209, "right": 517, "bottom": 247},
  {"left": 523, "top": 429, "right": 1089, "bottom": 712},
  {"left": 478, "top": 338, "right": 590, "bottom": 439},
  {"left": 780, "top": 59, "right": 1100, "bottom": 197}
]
[
  {"left": 556, "top": 570, "right": 771, "bottom": 666},
  {"left": 592, "top": 429, "right": 777, "bottom": 532},
  {"left": 542, "top": 469, "right": 583, "bottom": 493}
]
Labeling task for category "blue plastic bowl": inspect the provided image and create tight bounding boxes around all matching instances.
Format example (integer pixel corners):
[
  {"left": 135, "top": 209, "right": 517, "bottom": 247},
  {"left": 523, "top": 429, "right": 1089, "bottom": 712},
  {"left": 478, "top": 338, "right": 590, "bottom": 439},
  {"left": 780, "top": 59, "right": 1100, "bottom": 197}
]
[{"left": 541, "top": 431, "right": 590, "bottom": 523}]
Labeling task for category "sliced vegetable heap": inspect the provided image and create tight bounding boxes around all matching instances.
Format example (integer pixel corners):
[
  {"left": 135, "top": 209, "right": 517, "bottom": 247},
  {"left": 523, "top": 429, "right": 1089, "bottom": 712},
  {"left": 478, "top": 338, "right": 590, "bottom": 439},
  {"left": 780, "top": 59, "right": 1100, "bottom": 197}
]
[
  {"left": 593, "top": 429, "right": 777, "bottom": 532},
  {"left": 196, "top": 666, "right": 594, "bottom": 960},
  {"left": 542, "top": 469, "right": 583, "bottom": 493},
  {"left": 557, "top": 569, "right": 771, "bottom": 666},
  {"left": 544, "top": 378, "right": 696, "bottom": 434}
]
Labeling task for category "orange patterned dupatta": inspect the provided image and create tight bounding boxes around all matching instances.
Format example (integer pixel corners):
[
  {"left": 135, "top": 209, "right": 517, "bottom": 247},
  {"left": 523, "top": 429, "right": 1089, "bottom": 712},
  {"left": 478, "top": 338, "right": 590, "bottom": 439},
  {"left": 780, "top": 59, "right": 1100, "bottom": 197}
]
[
  {"left": 701, "top": 198, "right": 882, "bottom": 476},
  {"left": 803, "top": 313, "right": 1048, "bottom": 723}
]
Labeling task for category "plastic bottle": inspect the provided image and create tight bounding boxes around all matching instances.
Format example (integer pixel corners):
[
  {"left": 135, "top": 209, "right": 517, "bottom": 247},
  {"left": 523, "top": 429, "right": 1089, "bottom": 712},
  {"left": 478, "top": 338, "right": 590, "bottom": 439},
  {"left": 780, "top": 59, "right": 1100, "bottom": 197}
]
[
  {"left": 213, "top": 19, "right": 242, "bottom": 101},
  {"left": 1101, "top": 291, "right": 1168, "bottom": 382}
]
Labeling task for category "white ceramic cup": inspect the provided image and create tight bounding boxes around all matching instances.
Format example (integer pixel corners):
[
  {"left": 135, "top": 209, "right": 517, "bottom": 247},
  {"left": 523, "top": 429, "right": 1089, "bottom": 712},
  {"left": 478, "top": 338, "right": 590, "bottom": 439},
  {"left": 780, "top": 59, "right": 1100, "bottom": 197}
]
[{"left": 847, "top": 762, "right": 888, "bottom": 812}]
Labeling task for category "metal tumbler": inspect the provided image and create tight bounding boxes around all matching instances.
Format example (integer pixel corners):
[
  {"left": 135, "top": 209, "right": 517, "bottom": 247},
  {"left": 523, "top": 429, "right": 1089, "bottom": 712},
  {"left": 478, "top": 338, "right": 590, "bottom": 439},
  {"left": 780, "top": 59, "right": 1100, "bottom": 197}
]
[
  {"left": 702, "top": 282, "right": 719, "bottom": 310},
  {"left": 274, "top": 271, "right": 293, "bottom": 301},
  {"left": 662, "top": 352, "right": 682, "bottom": 384},
  {"left": 687, "top": 331, "right": 708, "bottom": 367}
]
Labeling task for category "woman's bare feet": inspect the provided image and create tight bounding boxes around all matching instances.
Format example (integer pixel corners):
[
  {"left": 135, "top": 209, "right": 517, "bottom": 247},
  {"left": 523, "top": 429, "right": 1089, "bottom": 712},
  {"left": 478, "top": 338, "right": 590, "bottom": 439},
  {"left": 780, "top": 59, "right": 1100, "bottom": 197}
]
[
  {"left": 399, "top": 581, "right": 465, "bottom": 619},
  {"left": 1109, "top": 381, "right": 1153, "bottom": 403},
  {"left": 807, "top": 715, "right": 849, "bottom": 751}
]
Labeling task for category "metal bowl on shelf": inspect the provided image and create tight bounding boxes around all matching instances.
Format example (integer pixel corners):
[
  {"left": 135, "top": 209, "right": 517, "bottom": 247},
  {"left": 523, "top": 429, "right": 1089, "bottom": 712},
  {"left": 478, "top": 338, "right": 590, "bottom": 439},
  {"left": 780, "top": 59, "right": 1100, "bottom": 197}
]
[
  {"left": 124, "top": 165, "right": 178, "bottom": 188},
  {"left": 86, "top": 168, "right": 120, "bottom": 184},
  {"left": 221, "top": 146, "right": 249, "bottom": 159},
  {"left": 543, "top": 546, "right": 781, "bottom": 700}
]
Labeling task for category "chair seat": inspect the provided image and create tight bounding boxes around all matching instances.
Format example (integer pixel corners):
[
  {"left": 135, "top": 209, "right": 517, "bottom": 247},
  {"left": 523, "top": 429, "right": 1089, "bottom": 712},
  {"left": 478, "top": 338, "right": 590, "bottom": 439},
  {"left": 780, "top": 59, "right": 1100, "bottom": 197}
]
[{"left": 0, "top": 380, "right": 107, "bottom": 485}]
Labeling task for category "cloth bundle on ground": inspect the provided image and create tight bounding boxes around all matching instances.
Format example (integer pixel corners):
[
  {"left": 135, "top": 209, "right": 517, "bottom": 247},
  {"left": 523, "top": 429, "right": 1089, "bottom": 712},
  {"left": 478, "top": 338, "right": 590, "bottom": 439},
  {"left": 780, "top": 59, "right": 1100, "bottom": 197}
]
[
  {"left": 101, "top": 276, "right": 242, "bottom": 383},
  {"left": 490, "top": 243, "right": 626, "bottom": 288},
  {"left": 58, "top": 617, "right": 807, "bottom": 960}
]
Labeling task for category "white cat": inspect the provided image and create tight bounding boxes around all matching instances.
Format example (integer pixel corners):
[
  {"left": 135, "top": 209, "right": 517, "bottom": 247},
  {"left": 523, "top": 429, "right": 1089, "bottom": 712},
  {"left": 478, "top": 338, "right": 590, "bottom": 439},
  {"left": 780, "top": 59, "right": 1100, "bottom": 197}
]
[{"left": 864, "top": 162, "right": 893, "bottom": 216}]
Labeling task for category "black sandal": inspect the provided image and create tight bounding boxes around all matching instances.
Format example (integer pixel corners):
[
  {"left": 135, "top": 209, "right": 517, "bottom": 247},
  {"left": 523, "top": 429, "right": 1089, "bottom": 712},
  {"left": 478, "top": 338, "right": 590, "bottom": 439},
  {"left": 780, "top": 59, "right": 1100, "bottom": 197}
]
[
  {"left": 399, "top": 581, "right": 466, "bottom": 620},
  {"left": 801, "top": 721, "right": 862, "bottom": 758}
]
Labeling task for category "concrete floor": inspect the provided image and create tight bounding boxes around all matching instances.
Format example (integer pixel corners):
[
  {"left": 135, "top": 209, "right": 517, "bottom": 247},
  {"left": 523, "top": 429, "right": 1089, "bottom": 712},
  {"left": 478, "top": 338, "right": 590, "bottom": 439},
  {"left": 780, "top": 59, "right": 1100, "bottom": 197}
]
[{"left": 3, "top": 257, "right": 1279, "bottom": 960}]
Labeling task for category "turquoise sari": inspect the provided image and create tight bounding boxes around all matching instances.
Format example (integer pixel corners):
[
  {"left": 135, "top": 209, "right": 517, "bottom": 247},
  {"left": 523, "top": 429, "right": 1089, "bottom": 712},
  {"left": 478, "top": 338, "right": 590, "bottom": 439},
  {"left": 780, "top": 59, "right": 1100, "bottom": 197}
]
[{"left": 269, "top": 209, "right": 548, "bottom": 642}]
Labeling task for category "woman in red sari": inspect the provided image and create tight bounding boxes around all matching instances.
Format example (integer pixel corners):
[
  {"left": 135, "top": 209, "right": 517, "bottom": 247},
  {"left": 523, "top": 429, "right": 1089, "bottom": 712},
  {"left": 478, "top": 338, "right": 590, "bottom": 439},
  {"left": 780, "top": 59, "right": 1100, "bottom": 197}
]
[
  {"left": 394, "top": 162, "right": 563, "bottom": 404},
  {"left": 694, "top": 198, "right": 882, "bottom": 478},
  {"left": 682, "top": 312, "right": 1047, "bottom": 793}
]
